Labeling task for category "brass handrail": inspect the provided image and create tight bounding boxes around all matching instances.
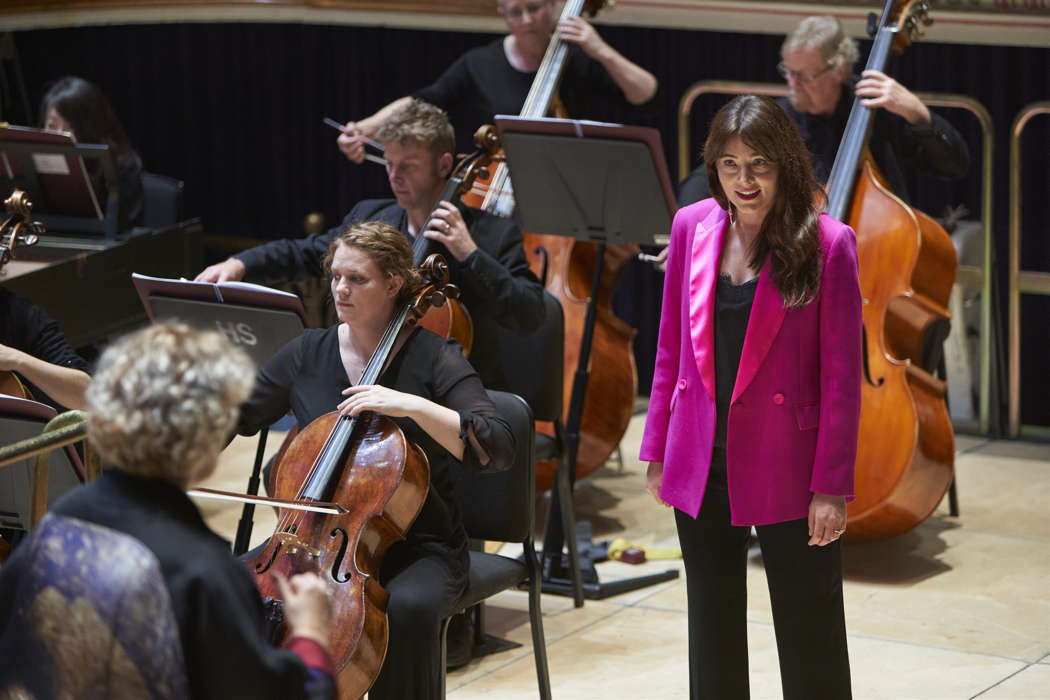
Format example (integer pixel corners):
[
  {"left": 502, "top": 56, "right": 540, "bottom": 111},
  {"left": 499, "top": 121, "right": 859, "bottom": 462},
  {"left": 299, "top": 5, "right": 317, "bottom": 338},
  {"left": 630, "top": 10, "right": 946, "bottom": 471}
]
[
  {"left": 1008, "top": 101, "right": 1050, "bottom": 439},
  {"left": 0, "top": 410, "right": 99, "bottom": 527},
  {"left": 677, "top": 81, "right": 996, "bottom": 434},
  {"left": 915, "top": 93, "right": 995, "bottom": 436},
  {"left": 677, "top": 80, "right": 786, "bottom": 183}
]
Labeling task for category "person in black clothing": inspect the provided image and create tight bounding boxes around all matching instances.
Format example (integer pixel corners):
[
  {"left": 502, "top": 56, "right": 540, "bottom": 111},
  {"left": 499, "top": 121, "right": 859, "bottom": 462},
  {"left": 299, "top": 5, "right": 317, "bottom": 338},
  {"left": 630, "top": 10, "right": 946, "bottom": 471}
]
[
  {"left": 677, "top": 15, "right": 969, "bottom": 208},
  {"left": 0, "top": 322, "right": 336, "bottom": 699},
  {"left": 236, "top": 220, "right": 515, "bottom": 700},
  {"left": 196, "top": 99, "right": 544, "bottom": 392},
  {"left": 0, "top": 287, "right": 90, "bottom": 411},
  {"left": 41, "top": 76, "right": 145, "bottom": 231},
  {"left": 334, "top": 0, "right": 658, "bottom": 162}
]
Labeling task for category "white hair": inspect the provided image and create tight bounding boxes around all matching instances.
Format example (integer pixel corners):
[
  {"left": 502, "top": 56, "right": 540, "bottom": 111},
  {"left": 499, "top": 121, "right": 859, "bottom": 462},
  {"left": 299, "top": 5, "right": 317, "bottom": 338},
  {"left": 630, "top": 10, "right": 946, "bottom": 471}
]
[
  {"left": 86, "top": 322, "right": 255, "bottom": 487},
  {"left": 782, "top": 16, "right": 860, "bottom": 79}
]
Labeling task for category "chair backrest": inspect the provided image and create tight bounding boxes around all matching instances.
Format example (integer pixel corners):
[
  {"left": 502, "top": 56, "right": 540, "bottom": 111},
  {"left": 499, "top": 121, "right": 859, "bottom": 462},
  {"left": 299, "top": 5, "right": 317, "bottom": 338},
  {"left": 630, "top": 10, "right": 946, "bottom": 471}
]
[
  {"left": 0, "top": 513, "right": 189, "bottom": 698},
  {"left": 141, "top": 171, "right": 185, "bottom": 229},
  {"left": 451, "top": 390, "right": 535, "bottom": 544},
  {"left": 495, "top": 291, "right": 564, "bottom": 423}
]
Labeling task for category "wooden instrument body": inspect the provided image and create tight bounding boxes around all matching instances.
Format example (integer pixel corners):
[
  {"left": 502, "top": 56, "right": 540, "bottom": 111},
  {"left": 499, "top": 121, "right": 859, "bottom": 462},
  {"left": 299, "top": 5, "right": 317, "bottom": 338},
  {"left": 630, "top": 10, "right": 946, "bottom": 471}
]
[
  {"left": 846, "top": 159, "right": 955, "bottom": 540},
  {"left": 248, "top": 411, "right": 429, "bottom": 700},
  {"left": 0, "top": 371, "right": 32, "bottom": 400},
  {"left": 418, "top": 301, "right": 473, "bottom": 356}
]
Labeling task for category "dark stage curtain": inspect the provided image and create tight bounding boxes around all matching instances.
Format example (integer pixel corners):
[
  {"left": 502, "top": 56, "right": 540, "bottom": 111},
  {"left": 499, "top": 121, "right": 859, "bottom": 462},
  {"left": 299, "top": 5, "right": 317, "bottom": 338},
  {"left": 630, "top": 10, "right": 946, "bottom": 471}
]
[{"left": 12, "top": 21, "right": 1050, "bottom": 427}]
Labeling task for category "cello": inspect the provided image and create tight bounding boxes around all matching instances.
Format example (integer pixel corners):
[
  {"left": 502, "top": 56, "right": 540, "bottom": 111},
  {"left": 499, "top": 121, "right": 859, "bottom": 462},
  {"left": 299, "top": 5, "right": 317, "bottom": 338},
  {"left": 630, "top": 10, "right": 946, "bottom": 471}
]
[
  {"left": 247, "top": 255, "right": 458, "bottom": 699},
  {"left": 825, "top": 0, "right": 955, "bottom": 540},
  {"left": 0, "top": 190, "right": 44, "bottom": 400},
  {"left": 463, "top": 0, "right": 638, "bottom": 490}
]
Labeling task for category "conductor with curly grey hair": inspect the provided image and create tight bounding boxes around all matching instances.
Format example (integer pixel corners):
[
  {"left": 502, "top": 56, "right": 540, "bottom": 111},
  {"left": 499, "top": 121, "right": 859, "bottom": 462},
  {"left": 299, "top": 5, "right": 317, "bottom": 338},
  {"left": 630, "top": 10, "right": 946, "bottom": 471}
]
[{"left": 26, "top": 323, "right": 339, "bottom": 699}]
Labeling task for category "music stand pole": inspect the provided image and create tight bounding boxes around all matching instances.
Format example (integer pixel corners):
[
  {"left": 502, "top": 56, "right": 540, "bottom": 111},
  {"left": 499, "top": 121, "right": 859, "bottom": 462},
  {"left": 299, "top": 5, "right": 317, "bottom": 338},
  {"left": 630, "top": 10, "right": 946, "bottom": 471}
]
[
  {"left": 233, "top": 426, "right": 268, "bottom": 555},
  {"left": 495, "top": 116, "right": 680, "bottom": 602}
]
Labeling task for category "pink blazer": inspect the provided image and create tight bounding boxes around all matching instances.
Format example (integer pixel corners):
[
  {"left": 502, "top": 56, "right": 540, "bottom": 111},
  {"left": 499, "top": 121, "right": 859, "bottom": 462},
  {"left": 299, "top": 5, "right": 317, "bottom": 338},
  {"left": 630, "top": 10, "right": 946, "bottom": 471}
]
[{"left": 640, "top": 198, "right": 862, "bottom": 526}]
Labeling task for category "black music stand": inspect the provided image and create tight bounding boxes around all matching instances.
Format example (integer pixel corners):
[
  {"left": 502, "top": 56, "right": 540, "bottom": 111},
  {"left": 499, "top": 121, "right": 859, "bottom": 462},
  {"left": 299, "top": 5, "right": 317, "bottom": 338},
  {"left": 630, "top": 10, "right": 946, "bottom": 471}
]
[
  {"left": 132, "top": 273, "right": 307, "bottom": 554},
  {"left": 495, "top": 115, "right": 680, "bottom": 601},
  {"left": 0, "top": 396, "right": 84, "bottom": 535},
  {"left": 0, "top": 124, "right": 121, "bottom": 238}
]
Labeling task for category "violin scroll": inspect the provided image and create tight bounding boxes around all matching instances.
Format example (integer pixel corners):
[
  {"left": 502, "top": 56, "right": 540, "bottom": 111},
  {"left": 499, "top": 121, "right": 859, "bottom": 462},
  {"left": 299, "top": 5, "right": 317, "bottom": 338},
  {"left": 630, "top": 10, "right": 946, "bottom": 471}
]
[
  {"left": 408, "top": 254, "right": 462, "bottom": 326},
  {"left": 0, "top": 189, "right": 44, "bottom": 271}
]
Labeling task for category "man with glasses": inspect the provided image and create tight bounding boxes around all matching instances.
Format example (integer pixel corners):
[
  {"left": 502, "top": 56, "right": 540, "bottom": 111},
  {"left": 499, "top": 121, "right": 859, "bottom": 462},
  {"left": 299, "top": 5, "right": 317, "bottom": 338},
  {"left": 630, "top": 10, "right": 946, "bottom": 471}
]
[
  {"left": 678, "top": 15, "right": 968, "bottom": 207},
  {"left": 335, "top": 0, "right": 658, "bottom": 164}
]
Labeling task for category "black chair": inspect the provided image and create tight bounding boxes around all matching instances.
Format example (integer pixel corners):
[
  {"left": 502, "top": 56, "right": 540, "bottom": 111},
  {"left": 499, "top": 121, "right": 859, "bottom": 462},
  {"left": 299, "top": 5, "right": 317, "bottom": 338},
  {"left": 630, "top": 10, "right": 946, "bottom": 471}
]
[
  {"left": 497, "top": 290, "right": 584, "bottom": 604},
  {"left": 440, "top": 390, "right": 552, "bottom": 699},
  {"left": 141, "top": 171, "right": 184, "bottom": 229}
]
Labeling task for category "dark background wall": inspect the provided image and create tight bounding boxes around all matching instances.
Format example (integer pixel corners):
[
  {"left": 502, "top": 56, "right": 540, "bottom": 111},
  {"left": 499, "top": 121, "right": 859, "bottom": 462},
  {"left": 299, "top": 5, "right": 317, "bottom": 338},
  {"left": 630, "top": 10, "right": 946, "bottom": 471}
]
[{"left": 11, "top": 20, "right": 1050, "bottom": 428}]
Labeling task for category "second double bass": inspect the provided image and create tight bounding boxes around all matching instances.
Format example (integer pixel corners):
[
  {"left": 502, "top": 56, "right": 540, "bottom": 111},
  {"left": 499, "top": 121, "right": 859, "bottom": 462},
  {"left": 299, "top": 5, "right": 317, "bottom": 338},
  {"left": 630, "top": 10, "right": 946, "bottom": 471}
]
[
  {"left": 825, "top": 0, "right": 955, "bottom": 541},
  {"left": 464, "top": 0, "right": 638, "bottom": 490}
]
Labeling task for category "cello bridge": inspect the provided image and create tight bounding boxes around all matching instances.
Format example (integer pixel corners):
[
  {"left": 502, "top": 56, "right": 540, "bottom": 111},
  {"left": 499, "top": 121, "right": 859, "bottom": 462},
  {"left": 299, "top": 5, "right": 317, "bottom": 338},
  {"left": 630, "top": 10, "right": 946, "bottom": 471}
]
[{"left": 274, "top": 532, "right": 321, "bottom": 558}]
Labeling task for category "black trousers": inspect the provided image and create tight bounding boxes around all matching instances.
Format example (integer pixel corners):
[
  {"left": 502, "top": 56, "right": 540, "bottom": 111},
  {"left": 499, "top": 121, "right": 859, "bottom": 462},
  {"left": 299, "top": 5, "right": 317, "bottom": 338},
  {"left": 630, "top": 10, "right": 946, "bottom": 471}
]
[
  {"left": 368, "top": 541, "right": 467, "bottom": 700},
  {"left": 674, "top": 467, "right": 852, "bottom": 700}
]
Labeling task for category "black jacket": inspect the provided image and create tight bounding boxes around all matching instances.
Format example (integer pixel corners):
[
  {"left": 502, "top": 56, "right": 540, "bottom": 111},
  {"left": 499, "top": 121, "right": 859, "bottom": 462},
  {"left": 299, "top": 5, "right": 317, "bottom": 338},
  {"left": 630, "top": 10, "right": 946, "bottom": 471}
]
[
  {"left": 0, "top": 470, "right": 329, "bottom": 699},
  {"left": 235, "top": 198, "right": 545, "bottom": 391}
]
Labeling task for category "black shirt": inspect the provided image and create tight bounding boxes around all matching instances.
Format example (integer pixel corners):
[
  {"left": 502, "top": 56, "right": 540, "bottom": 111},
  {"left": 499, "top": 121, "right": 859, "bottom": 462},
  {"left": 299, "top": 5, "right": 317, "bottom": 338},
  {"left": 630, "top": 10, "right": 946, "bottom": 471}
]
[
  {"left": 412, "top": 37, "right": 638, "bottom": 123},
  {"left": 236, "top": 325, "right": 514, "bottom": 581},
  {"left": 677, "top": 86, "right": 970, "bottom": 208},
  {"left": 12, "top": 469, "right": 325, "bottom": 699},
  {"left": 234, "top": 198, "right": 545, "bottom": 391},
  {"left": 712, "top": 274, "right": 757, "bottom": 475},
  {"left": 0, "top": 289, "right": 89, "bottom": 411}
]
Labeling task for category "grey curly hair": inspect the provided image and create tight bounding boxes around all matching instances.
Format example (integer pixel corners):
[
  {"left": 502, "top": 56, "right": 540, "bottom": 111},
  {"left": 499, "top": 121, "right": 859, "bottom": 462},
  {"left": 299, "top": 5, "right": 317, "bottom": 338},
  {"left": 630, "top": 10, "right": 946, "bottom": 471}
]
[
  {"left": 86, "top": 322, "right": 255, "bottom": 487},
  {"left": 781, "top": 16, "right": 860, "bottom": 79}
]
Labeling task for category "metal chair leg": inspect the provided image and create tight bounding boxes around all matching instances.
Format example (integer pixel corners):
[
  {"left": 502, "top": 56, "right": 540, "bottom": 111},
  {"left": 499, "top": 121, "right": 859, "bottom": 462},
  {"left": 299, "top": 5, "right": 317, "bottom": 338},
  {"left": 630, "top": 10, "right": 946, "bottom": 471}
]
[
  {"left": 554, "top": 421, "right": 584, "bottom": 607},
  {"left": 439, "top": 615, "right": 451, "bottom": 697},
  {"left": 948, "top": 476, "right": 960, "bottom": 517},
  {"left": 523, "top": 536, "right": 553, "bottom": 700}
]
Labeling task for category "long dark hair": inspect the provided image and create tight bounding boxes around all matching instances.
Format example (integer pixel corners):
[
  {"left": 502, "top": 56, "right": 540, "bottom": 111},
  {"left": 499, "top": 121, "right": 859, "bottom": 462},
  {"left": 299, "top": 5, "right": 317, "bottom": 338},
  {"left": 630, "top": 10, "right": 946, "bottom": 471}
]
[
  {"left": 703, "top": 95, "right": 823, "bottom": 307},
  {"left": 39, "top": 76, "right": 132, "bottom": 155}
]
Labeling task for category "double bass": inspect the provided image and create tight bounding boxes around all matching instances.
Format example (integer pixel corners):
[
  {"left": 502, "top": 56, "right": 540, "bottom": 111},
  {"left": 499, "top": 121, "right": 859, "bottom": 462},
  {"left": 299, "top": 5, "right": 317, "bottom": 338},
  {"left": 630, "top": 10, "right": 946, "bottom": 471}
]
[
  {"left": 247, "top": 256, "right": 458, "bottom": 699},
  {"left": 463, "top": 0, "right": 638, "bottom": 490},
  {"left": 825, "top": 0, "right": 955, "bottom": 540},
  {"left": 0, "top": 190, "right": 43, "bottom": 400}
]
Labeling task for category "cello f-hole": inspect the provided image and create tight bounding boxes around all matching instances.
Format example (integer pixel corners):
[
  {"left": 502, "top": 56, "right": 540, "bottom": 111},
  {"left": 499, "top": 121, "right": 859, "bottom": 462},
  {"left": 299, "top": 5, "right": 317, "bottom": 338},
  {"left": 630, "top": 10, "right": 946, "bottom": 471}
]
[
  {"left": 254, "top": 542, "right": 281, "bottom": 574},
  {"left": 534, "top": 245, "right": 550, "bottom": 287},
  {"left": 329, "top": 527, "right": 351, "bottom": 583}
]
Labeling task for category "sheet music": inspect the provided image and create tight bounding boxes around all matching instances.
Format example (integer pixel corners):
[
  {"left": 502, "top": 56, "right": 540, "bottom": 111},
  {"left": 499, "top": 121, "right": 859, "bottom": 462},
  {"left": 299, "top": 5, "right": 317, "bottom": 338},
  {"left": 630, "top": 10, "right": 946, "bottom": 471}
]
[{"left": 131, "top": 272, "right": 299, "bottom": 302}]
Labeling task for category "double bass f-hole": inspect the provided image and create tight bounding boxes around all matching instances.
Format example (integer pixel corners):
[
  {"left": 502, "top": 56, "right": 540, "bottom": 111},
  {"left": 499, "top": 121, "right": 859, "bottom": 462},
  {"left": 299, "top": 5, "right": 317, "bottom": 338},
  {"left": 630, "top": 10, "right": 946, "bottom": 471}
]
[{"left": 860, "top": 326, "right": 885, "bottom": 389}]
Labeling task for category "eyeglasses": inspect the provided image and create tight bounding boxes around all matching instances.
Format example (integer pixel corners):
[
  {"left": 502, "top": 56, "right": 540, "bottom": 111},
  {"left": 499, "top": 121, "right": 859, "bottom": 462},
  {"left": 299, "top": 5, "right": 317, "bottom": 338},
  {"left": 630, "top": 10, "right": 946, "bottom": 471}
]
[
  {"left": 502, "top": 1, "right": 550, "bottom": 22},
  {"left": 716, "top": 157, "right": 775, "bottom": 177},
  {"left": 777, "top": 61, "right": 833, "bottom": 84}
]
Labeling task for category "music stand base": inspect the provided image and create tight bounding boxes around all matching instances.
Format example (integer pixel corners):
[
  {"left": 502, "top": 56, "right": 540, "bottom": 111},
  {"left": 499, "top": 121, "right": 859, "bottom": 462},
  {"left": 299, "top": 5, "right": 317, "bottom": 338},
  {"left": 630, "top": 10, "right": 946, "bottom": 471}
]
[{"left": 540, "top": 570, "right": 679, "bottom": 601}]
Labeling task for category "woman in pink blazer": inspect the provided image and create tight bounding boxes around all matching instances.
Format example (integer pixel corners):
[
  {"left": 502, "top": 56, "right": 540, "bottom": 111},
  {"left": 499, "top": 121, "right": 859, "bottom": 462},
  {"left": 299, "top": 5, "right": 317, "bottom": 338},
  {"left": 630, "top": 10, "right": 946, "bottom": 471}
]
[{"left": 641, "top": 95, "right": 861, "bottom": 699}]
